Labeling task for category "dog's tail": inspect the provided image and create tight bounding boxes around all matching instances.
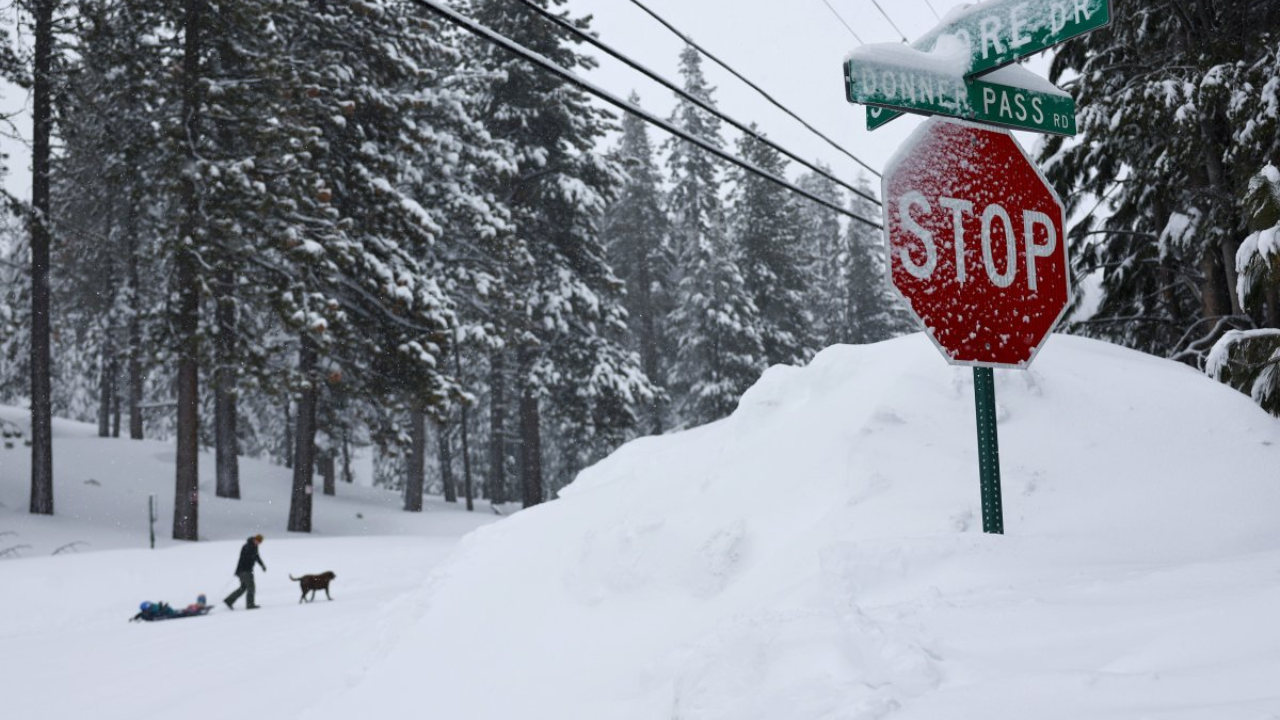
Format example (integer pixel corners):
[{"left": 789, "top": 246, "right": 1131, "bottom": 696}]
[{"left": 289, "top": 575, "right": 301, "bottom": 581}]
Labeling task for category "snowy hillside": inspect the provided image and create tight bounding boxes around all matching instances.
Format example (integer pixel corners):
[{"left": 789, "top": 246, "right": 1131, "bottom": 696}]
[
  {"left": 0, "top": 404, "right": 491, "bottom": 554},
  {"left": 310, "top": 333, "right": 1280, "bottom": 720}
]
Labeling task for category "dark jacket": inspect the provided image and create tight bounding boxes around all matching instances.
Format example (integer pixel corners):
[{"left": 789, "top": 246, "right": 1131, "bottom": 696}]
[{"left": 234, "top": 538, "right": 265, "bottom": 575}]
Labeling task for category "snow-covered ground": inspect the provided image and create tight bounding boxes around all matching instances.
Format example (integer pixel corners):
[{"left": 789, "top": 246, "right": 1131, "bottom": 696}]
[
  {"left": 0, "top": 405, "right": 499, "bottom": 720},
  {"left": 5, "top": 333, "right": 1280, "bottom": 719}
]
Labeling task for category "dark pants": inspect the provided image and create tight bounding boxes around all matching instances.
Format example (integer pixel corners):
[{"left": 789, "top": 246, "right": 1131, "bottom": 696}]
[{"left": 225, "top": 572, "right": 256, "bottom": 608}]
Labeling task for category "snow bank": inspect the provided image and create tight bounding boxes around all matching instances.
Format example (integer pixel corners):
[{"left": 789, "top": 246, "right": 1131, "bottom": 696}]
[{"left": 313, "top": 333, "right": 1280, "bottom": 720}]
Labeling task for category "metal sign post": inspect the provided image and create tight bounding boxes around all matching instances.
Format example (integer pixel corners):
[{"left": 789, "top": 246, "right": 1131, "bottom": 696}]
[{"left": 973, "top": 368, "right": 1003, "bottom": 534}]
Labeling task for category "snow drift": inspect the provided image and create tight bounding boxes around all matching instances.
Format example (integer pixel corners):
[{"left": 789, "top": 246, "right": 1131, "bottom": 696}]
[{"left": 312, "top": 333, "right": 1280, "bottom": 720}]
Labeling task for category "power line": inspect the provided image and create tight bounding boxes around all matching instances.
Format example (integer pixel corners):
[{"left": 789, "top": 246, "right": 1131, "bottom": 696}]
[
  {"left": 405, "top": 0, "right": 882, "bottom": 228},
  {"left": 817, "top": 0, "right": 865, "bottom": 44},
  {"left": 515, "top": 0, "right": 880, "bottom": 208},
  {"left": 624, "top": 0, "right": 882, "bottom": 179},
  {"left": 868, "top": 0, "right": 910, "bottom": 42},
  {"left": 922, "top": 0, "right": 942, "bottom": 21}
]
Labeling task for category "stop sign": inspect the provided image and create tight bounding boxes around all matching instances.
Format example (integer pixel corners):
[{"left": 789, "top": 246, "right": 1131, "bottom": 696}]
[{"left": 883, "top": 118, "right": 1070, "bottom": 368}]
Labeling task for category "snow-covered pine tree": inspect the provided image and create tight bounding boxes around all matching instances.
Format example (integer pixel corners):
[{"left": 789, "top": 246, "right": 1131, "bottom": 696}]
[
  {"left": 603, "top": 93, "right": 672, "bottom": 435},
  {"left": 664, "top": 46, "right": 764, "bottom": 427},
  {"left": 1209, "top": 163, "right": 1280, "bottom": 413},
  {"left": 731, "top": 125, "right": 814, "bottom": 367},
  {"left": 1043, "top": 2, "right": 1280, "bottom": 363},
  {"left": 55, "top": 0, "right": 174, "bottom": 445},
  {"left": 467, "top": 0, "right": 650, "bottom": 505},
  {"left": 843, "top": 176, "right": 909, "bottom": 344},
  {"left": 796, "top": 166, "right": 845, "bottom": 348}
]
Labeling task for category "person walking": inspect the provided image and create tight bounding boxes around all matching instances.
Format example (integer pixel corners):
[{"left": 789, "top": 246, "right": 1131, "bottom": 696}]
[{"left": 224, "top": 534, "right": 266, "bottom": 610}]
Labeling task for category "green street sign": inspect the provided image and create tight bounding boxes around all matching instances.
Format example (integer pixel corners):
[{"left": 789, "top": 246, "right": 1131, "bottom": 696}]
[
  {"left": 845, "top": 59, "right": 1076, "bottom": 136},
  {"left": 869, "top": 0, "right": 1109, "bottom": 130}
]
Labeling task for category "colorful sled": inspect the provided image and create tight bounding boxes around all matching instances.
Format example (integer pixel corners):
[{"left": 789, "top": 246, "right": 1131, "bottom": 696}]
[{"left": 130, "top": 601, "right": 213, "bottom": 622}]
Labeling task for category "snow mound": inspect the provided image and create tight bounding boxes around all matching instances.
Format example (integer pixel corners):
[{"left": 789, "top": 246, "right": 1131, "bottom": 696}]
[{"left": 312, "top": 333, "right": 1280, "bottom": 720}]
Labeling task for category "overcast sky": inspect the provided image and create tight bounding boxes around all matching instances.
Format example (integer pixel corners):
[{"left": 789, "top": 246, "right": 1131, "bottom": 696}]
[
  {"left": 0, "top": 0, "right": 1058, "bottom": 203},
  {"left": 565, "top": 0, "right": 1055, "bottom": 190}
]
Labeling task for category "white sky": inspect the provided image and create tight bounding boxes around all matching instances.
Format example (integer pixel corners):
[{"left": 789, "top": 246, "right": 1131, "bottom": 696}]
[
  {"left": 0, "top": 0, "right": 1059, "bottom": 204},
  {"left": 564, "top": 0, "right": 1056, "bottom": 190}
]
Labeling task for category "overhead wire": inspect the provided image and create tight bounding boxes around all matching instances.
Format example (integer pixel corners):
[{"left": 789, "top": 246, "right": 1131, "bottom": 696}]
[
  {"left": 922, "top": 0, "right": 942, "bottom": 21},
  {"left": 624, "top": 0, "right": 882, "bottom": 179},
  {"left": 817, "top": 0, "right": 865, "bottom": 44},
  {"left": 868, "top": 0, "right": 910, "bottom": 43},
  {"left": 514, "top": 0, "right": 880, "bottom": 207},
  {"left": 405, "top": 0, "right": 882, "bottom": 228}
]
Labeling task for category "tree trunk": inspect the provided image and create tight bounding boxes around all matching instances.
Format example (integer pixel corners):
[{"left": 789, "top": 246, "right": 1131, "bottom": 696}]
[
  {"left": 288, "top": 335, "right": 318, "bottom": 533},
  {"left": 487, "top": 350, "right": 507, "bottom": 504},
  {"left": 453, "top": 333, "right": 474, "bottom": 511},
  {"left": 517, "top": 347, "right": 544, "bottom": 508},
  {"left": 98, "top": 337, "right": 113, "bottom": 438},
  {"left": 438, "top": 418, "right": 456, "bottom": 503},
  {"left": 637, "top": 257, "right": 663, "bottom": 435},
  {"left": 405, "top": 401, "right": 425, "bottom": 512},
  {"left": 321, "top": 452, "right": 335, "bottom": 496},
  {"left": 283, "top": 401, "right": 294, "bottom": 469},
  {"left": 110, "top": 356, "right": 120, "bottom": 438},
  {"left": 127, "top": 170, "right": 144, "bottom": 441},
  {"left": 214, "top": 265, "right": 240, "bottom": 499},
  {"left": 1199, "top": 247, "right": 1233, "bottom": 321},
  {"left": 214, "top": 385, "right": 239, "bottom": 498},
  {"left": 341, "top": 429, "right": 353, "bottom": 483},
  {"left": 172, "top": 0, "right": 205, "bottom": 542},
  {"left": 28, "top": 0, "right": 56, "bottom": 517}
]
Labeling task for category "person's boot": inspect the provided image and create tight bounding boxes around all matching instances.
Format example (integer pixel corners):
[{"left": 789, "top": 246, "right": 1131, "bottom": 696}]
[
  {"left": 224, "top": 599, "right": 234, "bottom": 611},
  {"left": 246, "top": 604, "right": 260, "bottom": 610}
]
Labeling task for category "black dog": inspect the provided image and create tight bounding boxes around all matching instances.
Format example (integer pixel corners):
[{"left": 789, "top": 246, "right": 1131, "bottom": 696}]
[{"left": 290, "top": 571, "right": 337, "bottom": 603}]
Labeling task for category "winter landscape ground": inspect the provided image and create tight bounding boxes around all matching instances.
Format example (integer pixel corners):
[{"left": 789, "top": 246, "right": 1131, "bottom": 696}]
[{"left": 4, "top": 333, "right": 1280, "bottom": 719}]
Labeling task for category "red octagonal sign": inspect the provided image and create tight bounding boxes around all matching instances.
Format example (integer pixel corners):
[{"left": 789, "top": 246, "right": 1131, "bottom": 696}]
[{"left": 883, "top": 118, "right": 1070, "bottom": 368}]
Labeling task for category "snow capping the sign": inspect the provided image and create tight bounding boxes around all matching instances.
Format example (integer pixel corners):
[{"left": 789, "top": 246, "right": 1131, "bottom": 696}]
[{"left": 311, "top": 333, "right": 1280, "bottom": 720}]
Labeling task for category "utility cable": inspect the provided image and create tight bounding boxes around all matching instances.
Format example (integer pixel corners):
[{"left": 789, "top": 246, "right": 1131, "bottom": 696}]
[
  {"left": 922, "top": 0, "right": 942, "bottom": 21},
  {"left": 868, "top": 0, "right": 910, "bottom": 42},
  {"left": 624, "top": 0, "right": 882, "bottom": 179},
  {"left": 817, "top": 0, "right": 865, "bottom": 44},
  {"left": 515, "top": 0, "right": 879, "bottom": 207},
  {"left": 405, "top": 0, "right": 881, "bottom": 228}
]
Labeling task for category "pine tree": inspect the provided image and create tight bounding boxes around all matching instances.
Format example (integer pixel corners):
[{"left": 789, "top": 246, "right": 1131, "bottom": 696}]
[
  {"left": 1208, "top": 164, "right": 1280, "bottom": 412},
  {"left": 844, "top": 176, "right": 909, "bottom": 344},
  {"left": 469, "top": 0, "right": 650, "bottom": 503},
  {"left": 731, "top": 126, "right": 814, "bottom": 367},
  {"left": 1043, "top": 2, "right": 1280, "bottom": 362},
  {"left": 55, "top": 0, "right": 173, "bottom": 446},
  {"left": 796, "top": 167, "right": 845, "bottom": 348},
  {"left": 664, "top": 46, "right": 763, "bottom": 427},
  {"left": 603, "top": 93, "right": 672, "bottom": 434}
]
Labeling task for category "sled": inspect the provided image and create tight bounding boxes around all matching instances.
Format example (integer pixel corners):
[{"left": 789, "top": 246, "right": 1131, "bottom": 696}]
[{"left": 130, "top": 604, "right": 214, "bottom": 623}]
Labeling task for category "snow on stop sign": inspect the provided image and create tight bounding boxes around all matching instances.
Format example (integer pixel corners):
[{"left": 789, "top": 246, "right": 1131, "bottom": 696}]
[{"left": 883, "top": 118, "right": 1069, "bottom": 368}]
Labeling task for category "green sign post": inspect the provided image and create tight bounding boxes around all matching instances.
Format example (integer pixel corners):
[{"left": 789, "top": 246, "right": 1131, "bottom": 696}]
[
  {"left": 843, "top": 0, "right": 1110, "bottom": 535},
  {"left": 868, "top": 0, "right": 1110, "bottom": 130},
  {"left": 844, "top": 58, "right": 1076, "bottom": 136},
  {"left": 973, "top": 368, "right": 1003, "bottom": 534}
]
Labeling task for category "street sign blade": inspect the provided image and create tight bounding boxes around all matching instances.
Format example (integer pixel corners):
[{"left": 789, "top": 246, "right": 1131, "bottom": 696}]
[
  {"left": 846, "top": 59, "right": 1077, "bottom": 136},
  {"left": 864, "top": 0, "right": 1109, "bottom": 131}
]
